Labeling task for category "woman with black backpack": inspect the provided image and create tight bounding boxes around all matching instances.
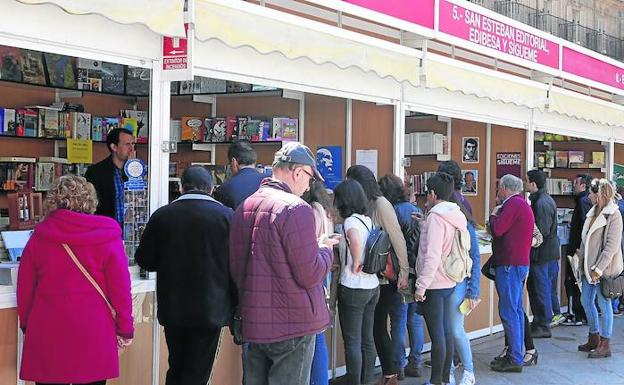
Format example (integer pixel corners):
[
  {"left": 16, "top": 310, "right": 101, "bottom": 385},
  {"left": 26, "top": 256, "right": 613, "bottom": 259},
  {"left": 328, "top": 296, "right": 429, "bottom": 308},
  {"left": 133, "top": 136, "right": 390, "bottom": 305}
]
[{"left": 346, "top": 166, "right": 409, "bottom": 385}]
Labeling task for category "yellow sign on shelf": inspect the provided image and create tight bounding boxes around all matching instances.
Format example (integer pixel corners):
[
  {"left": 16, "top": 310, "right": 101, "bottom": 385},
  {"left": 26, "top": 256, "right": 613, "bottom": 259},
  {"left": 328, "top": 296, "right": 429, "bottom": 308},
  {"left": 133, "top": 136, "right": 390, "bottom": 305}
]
[{"left": 66, "top": 139, "right": 93, "bottom": 164}]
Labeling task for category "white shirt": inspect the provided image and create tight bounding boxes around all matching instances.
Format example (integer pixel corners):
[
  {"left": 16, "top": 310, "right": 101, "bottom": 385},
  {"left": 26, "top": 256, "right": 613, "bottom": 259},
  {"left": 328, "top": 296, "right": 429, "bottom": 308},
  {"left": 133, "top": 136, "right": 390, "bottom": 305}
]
[{"left": 340, "top": 214, "right": 380, "bottom": 289}]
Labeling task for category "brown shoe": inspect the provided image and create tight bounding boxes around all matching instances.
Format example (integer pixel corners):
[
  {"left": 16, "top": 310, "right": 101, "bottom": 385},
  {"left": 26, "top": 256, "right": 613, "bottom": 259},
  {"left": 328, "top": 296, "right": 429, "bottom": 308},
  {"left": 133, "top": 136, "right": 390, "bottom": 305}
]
[
  {"left": 578, "top": 332, "right": 600, "bottom": 352},
  {"left": 588, "top": 337, "right": 612, "bottom": 358},
  {"left": 376, "top": 375, "right": 399, "bottom": 385}
]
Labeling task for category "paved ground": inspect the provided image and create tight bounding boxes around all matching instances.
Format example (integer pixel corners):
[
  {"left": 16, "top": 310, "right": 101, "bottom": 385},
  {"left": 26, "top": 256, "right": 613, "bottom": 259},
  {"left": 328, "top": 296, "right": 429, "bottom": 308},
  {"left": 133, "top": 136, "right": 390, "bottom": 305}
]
[{"left": 333, "top": 316, "right": 624, "bottom": 385}]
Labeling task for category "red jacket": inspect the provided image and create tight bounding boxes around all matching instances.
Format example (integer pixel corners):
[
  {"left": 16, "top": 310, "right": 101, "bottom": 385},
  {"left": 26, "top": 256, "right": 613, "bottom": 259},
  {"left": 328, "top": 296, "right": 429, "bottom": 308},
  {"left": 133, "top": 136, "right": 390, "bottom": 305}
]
[
  {"left": 489, "top": 194, "right": 535, "bottom": 266},
  {"left": 229, "top": 179, "right": 332, "bottom": 343},
  {"left": 17, "top": 209, "right": 133, "bottom": 383}
]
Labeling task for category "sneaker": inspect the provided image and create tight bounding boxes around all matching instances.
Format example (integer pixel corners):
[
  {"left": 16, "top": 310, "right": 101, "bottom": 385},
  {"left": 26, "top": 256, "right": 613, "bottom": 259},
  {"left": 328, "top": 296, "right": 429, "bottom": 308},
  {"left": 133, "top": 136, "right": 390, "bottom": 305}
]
[
  {"left": 449, "top": 369, "right": 455, "bottom": 385},
  {"left": 551, "top": 313, "right": 565, "bottom": 327},
  {"left": 561, "top": 314, "right": 584, "bottom": 326},
  {"left": 458, "top": 371, "right": 476, "bottom": 385},
  {"left": 424, "top": 360, "right": 432, "bottom": 368},
  {"left": 491, "top": 357, "right": 523, "bottom": 373},
  {"left": 404, "top": 362, "right": 422, "bottom": 378}
]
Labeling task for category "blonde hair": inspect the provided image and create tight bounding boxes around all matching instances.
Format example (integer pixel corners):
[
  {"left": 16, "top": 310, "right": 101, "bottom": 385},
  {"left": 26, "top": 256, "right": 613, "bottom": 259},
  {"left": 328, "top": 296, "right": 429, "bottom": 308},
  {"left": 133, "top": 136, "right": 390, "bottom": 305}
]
[
  {"left": 591, "top": 178, "right": 615, "bottom": 212},
  {"left": 44, "top": 175, "right": 98, "bottom": 215}
]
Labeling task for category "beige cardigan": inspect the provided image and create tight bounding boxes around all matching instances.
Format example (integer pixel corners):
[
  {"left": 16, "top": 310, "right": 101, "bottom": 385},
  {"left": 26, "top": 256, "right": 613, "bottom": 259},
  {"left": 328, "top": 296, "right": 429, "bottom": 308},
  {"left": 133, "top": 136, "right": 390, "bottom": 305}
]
[
  {"left": 369, "top": 196, "right": 409, "bottom": 279},
  {"left": 577, "top": 201, "right": 624, "bottom": 282}
]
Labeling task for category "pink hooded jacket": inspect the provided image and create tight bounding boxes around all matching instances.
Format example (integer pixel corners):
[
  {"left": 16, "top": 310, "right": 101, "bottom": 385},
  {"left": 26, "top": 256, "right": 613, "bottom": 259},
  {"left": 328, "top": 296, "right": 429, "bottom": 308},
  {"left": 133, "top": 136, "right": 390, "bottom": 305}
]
[
  {"left": 17, "top": 209, "right": 133, "bottom": 383},
  {"left": 415, "top": 201, "right": 468, "bottom": 297}
]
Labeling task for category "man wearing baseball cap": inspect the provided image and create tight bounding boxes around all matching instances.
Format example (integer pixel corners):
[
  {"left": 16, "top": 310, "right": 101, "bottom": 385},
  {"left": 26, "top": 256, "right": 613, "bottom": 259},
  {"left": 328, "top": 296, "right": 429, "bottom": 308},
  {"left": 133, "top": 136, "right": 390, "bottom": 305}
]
[{"left": 229, "top": 142, "right": 339, "bottom": 385}]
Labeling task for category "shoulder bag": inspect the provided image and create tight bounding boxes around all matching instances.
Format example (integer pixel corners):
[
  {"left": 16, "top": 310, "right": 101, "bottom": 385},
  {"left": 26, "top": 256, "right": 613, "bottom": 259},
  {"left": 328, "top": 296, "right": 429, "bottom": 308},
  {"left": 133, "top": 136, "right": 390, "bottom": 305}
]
[
  {"left": 597, "top": 215, "right": 624, "bottom": 298},
  {"left": 63, "top": 243, "right": 116, "bottom": 319}
]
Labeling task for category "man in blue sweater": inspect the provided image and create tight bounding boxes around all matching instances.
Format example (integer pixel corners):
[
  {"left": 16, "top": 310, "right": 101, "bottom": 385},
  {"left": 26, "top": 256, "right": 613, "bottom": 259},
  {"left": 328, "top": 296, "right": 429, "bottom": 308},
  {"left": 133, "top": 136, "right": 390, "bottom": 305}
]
[{"left": 214, "top": 140, "right": 266, "bottom": 209}]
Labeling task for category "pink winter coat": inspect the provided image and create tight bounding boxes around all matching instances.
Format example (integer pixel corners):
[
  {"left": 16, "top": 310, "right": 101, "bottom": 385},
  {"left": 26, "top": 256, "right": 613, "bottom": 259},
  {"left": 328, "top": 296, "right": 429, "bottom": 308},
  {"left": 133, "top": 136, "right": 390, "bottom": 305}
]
[{"left": 17, "top": 209, "right": 133, "bottom": 383}]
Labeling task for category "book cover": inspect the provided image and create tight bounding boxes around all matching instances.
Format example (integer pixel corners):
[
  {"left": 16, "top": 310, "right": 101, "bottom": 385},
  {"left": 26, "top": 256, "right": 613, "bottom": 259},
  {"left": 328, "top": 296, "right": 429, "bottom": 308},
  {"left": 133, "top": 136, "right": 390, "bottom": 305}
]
[
  {"left": 0, "top": 109, "right": 16, "bottom": 135},
  {"left": 0, "top": 46, "right": 23, "bottom": 81},
  {"left": 211, "top": 118, "right": 226, "bottom": 142},
  {"left": 202, "top": 118, "right": 212, "bottom": 142},
  {"left": 568, "top": 151, "right": 584, "bottom": 164},
  {"left": 17, "top": 109, "right": 38, "bottom": 137},
  {"left": 170, "top": 120, "right": 181, "bottom": 143},
  {"left": 43, "top": 53, "right": 77, "bottom": 88},
  {"left": 181, "top": 117, "right": 204, "bottom": 141},
  {"left": 121, "top": 110, "right": 148, "bottom": 143},
  {"left": 58, "top": 111, "right": 70, "bottom": 138},
  {"left": 125, "top": 66, "right": 150, "bottom": 96},
  {"left": 226, "top": 116, "right": 237, "bottom": 141},
  {"left": 270, "top": 117, "right": 284, "bottom": 141},
  {"left": 555, "top": 151, "right": 568, "bottom": 168},
  {"left": 72, "top": 112, "right": 91, "bottom": 140},
  {"left": 545, "top": 151, "right": 555, "bottom": 168},
  {"left": 247, "top": 119, "right": 261, "bottom": 141},
  {"left": 237, "top": 116, "right": 250, "bottom": 140},
  {"left": 178, "top": 80, "right": 196, "bottom": 95},
  {"left": 77, "top": 58, "right": 102, "bottom": 91},
  {"left": 281, "top": 118, "right": 298, "bottom": 141},
  {"left": 20, "top": 50, "right": 46, "bottom": 85},
  {"left": 592, "top": 152, "right": 605, "bottom": 167},
  {"left": 259, "top": 121, "right": 270, "bottom": 141},
  {"left": 200, "top": 78, "right": 226, "bottom": 93},
  {"left": 38, "top": 109, "right": 59, "bottom": 138},
  {"left": 121, "top": 117, "right": 138, "bottom": 138},
  {"left": 101, "top": 62, "right": 125, "bottom": 94},
  {"left": 91, "top": 117, "right": 104, "bottom": 141},
  {"left": 534, "top": 152, "right": 545, "bottom": 168},
  {"left": 103, "top": 117, "right": 120, "bottom": 141},
  {"left": 35, "top": 162, "right": 56, "bottom": 191},
  {"left": 226, "top": 81, "right": 252, "bottom": 93}
]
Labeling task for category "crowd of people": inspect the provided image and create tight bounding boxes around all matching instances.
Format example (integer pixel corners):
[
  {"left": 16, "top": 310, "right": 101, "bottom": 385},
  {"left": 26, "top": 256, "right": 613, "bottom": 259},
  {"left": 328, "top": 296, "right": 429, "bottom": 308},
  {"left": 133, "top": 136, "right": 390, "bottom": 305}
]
[{"left": 13, "top": 135, "right": 624, "bottom": 385}]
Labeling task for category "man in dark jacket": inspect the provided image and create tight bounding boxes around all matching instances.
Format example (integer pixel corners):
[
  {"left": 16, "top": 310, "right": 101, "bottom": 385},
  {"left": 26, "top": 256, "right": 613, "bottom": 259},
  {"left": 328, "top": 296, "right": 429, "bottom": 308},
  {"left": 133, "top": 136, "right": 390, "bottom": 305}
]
[
  {"left": 85, "top": 128, "right": 134, "bottom": 225},
  {"left": 562, "top": 174, "right": 592, "bottom": 325},
  {"left": 213, "top": 140, "right": 265, "bottom": 209},
  {"left": 229, "top": 142, "right": 338, "bottom": 385},
  {"left": 135, "top": 166, "right": 234, "bottom": 385},
  {"left": 525, "top": 169, "right": 560, "bottom": 338}
]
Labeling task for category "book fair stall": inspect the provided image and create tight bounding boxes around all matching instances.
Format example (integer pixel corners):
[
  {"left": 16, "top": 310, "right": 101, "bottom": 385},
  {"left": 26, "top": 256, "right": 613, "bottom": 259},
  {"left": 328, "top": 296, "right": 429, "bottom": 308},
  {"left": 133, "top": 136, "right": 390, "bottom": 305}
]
[{"left": 0, "top": 0, "right": 623, "bottom": 384}]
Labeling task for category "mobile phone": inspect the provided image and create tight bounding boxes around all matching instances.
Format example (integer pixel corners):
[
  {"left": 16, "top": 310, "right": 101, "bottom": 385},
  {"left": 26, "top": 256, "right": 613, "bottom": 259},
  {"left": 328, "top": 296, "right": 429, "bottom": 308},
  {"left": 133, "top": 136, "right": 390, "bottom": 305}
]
[{"left": 329, "top": 233, "right": 342, "bottom": 239}]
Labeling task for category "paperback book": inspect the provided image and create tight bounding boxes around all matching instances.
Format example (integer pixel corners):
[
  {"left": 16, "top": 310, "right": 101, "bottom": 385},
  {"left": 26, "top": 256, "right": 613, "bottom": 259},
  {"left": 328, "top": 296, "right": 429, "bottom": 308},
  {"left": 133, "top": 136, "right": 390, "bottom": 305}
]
[{"left": 43, "top": 53, "right": 77, "bottom": 88}]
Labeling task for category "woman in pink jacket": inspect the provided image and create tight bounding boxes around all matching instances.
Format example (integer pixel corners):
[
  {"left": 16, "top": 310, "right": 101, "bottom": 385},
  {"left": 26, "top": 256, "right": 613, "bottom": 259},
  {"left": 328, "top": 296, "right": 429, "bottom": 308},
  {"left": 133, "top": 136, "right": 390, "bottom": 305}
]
[
  {"left": 414, "top": 172, "right": 467, "bottom": 385},
  {"left": 17, "top": 175, "right": 134, "bottom": 385}
]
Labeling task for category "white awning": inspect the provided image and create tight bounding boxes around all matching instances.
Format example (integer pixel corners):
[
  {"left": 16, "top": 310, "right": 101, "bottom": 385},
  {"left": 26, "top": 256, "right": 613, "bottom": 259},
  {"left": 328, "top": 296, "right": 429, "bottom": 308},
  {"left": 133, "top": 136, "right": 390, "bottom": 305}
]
[
  {"left": 422, "top": 54, "right": 548, "bottom": 109},
  {"left": 548, "top": 87, "right": 624, "bottom": 127},
  {"left": 16, "top": 0, "right": 185, "bottom": 37},
  {"left": 194, "top": 0, "right": 421, "bottom": 87}
]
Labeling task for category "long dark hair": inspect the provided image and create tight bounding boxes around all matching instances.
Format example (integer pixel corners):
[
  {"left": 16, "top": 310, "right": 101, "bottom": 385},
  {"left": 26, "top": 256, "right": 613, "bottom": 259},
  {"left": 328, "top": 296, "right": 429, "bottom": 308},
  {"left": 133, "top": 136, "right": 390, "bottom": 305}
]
[
  {"left": 379, "top": 174, "right": 409, "bottom": 205},
  {"left": 346, "top": 165, "right": 382, "bottom": 202},
  {"left": 334, "top": 179, "right": 369, "bottom": 219},
  {"left": 448, "top": 189, "right": 475, "bottom": 225},
  {"left": 302, "top": 181, "right": 335, "bottom": 218}
]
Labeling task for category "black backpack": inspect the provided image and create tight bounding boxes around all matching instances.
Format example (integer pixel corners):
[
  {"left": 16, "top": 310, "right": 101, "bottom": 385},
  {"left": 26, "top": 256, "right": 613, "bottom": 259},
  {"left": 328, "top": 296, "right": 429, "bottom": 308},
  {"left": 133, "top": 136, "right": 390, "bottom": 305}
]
[{"left": 347, "top": 216, "right": 392, "bottom": 275}]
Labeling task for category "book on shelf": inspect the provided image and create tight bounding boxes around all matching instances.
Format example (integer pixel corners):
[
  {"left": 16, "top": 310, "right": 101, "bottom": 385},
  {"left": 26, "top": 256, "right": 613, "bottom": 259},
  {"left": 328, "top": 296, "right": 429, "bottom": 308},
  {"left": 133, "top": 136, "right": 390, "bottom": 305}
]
[
  {"left": 592, "top": 152, "right": 605, "bottom": 168},
  {"left": 16, "top": 109, "right": 38, "bottom": 137},
  {"left": 546, "top": 177, "right": 573, "bottom": 195},
  {"left": 280, "top": 118, "right": 298, "bottom": 142},
  {"left": 103, "top": 117, "right": 120, "bottom": 140},
  {"left": 170, "top": 120, "right": 181, "bottom": 143},
  {"left": 121, "top": 110, "right": 148, "bottom": 143},
  {"left": 404, "top": 132, "right": 446, "bottom": 156},
  {"left": 20, "top": 50, "right": 46, "bottom": 85},
  {"left": 38, "top": 157, "right": 69, "bottom": 164},
  {"left": 237, "top": 116, "right": 250, "bottom": 140},
  {"left": 226, "top": 81, "right": 252, "bottom": 93},
  {"left": 270, "top": 117, "right": 283, "bottom": 141},
  {"left": 101, "top": 62, "right": 125, "bottom": 94},
  {"left": 211, "top": 118, "right": 226, "bottom": 142},
  {"left": 71, "top": 112, "right": 91, "bottom": 140},
  {"left": 568, "top": 151, "right": 584, "bottom": 164},
  {"left": 569, "top": 162, "right": 591, "bottom": 169},
  {"left": 0, "top": 162, "right": 34, "bottom": 191},
  {"left": 555, "top": 151, "right": 568, "bottom": 168},
  {"left": 0, "top": 46, "right": 23, "bottom": 82},
  {"left": 226, "top": 116, "right": 237, "bottom": 141},
  {"left": 77, "top": 58, "right": 102, "bottom": 92},
  {"left": 34, "top": 162, "right": 56, "bottom": 191},
  {"left": 125, "top": 66, "right": 150, "bottom": 96},
  {"left": 0, "top": 108, "right": 16, "bottom": 135},
  {"left": 180, "top": 116, "right": 204, "bottom": 142},
  {"left": 179, "top": 78, "right": 202, "bottom": 95},
  {"left": 200, "top": 78, "right": 226, "bottom": 93},
  {"left": 91, "top": 117, "right": 104, "bottom": 141},
  {"left": 534, "top": 152, "right": 545, "bottom": 168},
  {"left": 0, "top": 157, "right": 36, "bottom": 163},
  {"left": 545, "top": 150, "right": 555, "bottom": 168},
  {"left": 37, "top": 108, "right": 59, "bottom": 138},
  {"left": 202, "top": 118, "right": 212, "bottom": 142},
  {"left": 43, "top": 53, "right": 77, "bottom": 89}
]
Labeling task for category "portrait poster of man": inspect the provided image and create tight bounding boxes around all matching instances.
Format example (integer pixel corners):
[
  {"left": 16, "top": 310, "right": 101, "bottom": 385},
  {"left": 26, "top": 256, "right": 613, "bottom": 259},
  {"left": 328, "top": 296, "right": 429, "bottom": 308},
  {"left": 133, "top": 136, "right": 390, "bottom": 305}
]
[
  {"left": 461, "top": 170, "right": 478, "bottom": 196},
  {"left": 317, "top": 146, "right": 342, "bottom": 190},
  {"left": 462, "top": 137, "right": 479, "bottom": 163}
]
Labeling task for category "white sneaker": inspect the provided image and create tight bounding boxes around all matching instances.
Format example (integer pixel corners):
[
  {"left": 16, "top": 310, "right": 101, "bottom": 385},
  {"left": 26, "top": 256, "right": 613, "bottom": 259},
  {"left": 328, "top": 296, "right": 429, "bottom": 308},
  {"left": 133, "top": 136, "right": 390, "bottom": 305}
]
[
  {"left": 449, "top": 369, "right": 456, "bottom": 385},
  {"left": 458, "top": 371, "right": 476, "bottom": 385}
]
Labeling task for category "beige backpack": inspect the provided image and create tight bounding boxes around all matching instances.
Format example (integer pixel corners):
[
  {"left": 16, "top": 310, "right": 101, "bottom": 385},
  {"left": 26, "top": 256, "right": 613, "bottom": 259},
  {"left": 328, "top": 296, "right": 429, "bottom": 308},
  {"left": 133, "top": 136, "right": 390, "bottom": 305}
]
[{"left": 443, "top": 227, "right": 473, "bottom": 283}]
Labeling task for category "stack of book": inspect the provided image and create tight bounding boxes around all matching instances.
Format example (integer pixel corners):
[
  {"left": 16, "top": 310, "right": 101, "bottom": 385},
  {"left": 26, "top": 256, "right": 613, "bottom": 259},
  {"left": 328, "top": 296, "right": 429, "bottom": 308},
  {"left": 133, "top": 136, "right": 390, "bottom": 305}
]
[
  {"left": 404, "top": 132, "right": 447, "bottom": 156},
  {"left": 546, "top": 177, "right": 573, "bottom": 195}
]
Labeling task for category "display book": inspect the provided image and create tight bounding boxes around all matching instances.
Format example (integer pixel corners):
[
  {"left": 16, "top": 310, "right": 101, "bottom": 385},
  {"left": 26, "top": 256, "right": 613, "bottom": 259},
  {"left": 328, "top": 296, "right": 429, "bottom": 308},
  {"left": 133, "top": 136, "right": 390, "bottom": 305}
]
[
  {"left": 534, "top": 150, "right": 605, "bottom": 169},
  {"left": 0, "top": 103, "right": 149, "bottom": 143},
  {"left": 404, "top": 132, "right": 448, "bottom": 156},
  {"left": 123, "top": 187, "right": 148, "bottom": 266},
  {"left": 0, "top": 45, "right": 150, "bottom": 95},
  {"left": 175, "top": 116, "right": 298, "bottom": 143},
  {"left": 0, "top": 156, "right": 86, "bottom": 192},
  {"left": 407, "top": 171, "right": 436, "bottom": 196}
]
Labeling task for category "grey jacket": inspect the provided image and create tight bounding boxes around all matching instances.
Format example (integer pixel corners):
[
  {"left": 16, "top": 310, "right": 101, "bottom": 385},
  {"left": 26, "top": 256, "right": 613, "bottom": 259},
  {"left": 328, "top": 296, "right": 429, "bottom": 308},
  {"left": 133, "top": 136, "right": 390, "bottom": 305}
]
[{"left": 577, "top": 201, "right": 624, "bottom": 282}]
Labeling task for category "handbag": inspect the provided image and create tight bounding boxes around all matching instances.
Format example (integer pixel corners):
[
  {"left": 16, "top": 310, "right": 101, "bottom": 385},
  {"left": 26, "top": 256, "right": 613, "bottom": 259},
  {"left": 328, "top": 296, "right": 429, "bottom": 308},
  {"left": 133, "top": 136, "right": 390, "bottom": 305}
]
[
  {"left": 481, "top": 255, "right": 496, "bottom": 281},
  {"left": 63, "top": 243, "right": 116, "bottom": 319},
  {"left": 600, "top": 273, "right": 624, "bottom": 299}
]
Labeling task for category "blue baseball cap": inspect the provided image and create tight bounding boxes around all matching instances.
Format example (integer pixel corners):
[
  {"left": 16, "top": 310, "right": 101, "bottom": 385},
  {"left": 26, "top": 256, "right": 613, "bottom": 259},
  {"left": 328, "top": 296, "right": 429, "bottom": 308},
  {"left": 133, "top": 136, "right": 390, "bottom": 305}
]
[{"left": 274, "top": 142, "right": 324, "bottom": 182}]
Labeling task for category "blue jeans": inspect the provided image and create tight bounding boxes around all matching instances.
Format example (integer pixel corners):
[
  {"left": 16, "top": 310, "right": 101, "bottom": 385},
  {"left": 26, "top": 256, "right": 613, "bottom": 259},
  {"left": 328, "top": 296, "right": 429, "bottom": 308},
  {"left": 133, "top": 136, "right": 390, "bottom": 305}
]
[
  {"left": 447, "top": 280, "right": 474, "bottom": 373},
  {"left": 389, "top": 292, "right": 424, "bottom": 369},
  {"left": 549, "top": 260, "right": 561, "bottom": 315},
  {"left": 310, "top": 332, "right": 328, "bottom": 385},
  {"left": 495, "top": 265, "right": 529, "bottom": 365},
  {"left": 581, "top": 277, "right": 613, "bottom": 338},
  {"left": 527, "top": 261, "right": 555, "bottom": 329},
  {"left": 246, "top": 334, "right": 316, "bottom": 385},
  {"left": 422, "top": 287, "right": 454, "bottom": 385}
]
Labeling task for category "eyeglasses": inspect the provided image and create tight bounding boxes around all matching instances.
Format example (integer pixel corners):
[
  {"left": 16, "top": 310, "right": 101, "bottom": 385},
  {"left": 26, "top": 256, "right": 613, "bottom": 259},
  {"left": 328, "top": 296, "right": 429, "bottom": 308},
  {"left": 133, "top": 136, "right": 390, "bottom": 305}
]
[{"left": 299, "top": 167, "right": 316, "bottom": 184}]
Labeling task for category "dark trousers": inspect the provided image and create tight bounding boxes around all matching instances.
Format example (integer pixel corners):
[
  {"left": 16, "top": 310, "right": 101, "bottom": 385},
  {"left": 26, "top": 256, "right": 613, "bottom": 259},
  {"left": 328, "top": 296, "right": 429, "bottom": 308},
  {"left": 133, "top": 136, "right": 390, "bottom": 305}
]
[
  {"left": 373, "top": 283, "right": 400, "bottom": 376},
  {"left": 338, "top": 285, "right": 380, "bottom": 385},
  {"left": 421, "top": 287, "right": 454, "bottom": 385},
  {"left": 527, "top": 261, "right": 554, "bottom": 329},
  {"left": 164, "top": 326, "right": 222, "bottom": 385},
  {"left": 36, "top": 382, "right": 105, "bottom": 385},
  {"left": 564, "top": 260, "right": 586, "bottom": 321},
  {"left": 246, "top": 335, "right": 316, "bottom": 385}
]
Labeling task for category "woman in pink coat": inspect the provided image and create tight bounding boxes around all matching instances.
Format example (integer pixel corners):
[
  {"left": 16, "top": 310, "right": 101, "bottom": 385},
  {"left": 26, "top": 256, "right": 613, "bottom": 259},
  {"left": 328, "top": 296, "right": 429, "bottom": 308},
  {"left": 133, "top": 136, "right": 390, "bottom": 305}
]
[{"left": 17, "top": 175, "right": 134, "bottom": 385}]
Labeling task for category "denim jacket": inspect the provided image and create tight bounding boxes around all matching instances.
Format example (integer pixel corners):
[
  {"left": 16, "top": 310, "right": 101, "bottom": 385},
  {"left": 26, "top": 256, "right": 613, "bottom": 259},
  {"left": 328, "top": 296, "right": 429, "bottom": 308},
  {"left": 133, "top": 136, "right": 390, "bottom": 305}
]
[{"left": 466, "top": 222, "right": 481, "bottom": 299}]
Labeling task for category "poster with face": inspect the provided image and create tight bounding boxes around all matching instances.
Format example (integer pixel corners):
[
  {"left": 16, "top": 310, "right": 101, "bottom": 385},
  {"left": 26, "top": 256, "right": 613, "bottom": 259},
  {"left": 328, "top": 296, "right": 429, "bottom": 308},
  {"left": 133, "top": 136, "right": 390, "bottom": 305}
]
[
  {"left": 462, "top": 137, "right": 479, "bottom": 163},
  {"left": 461, "top": 170, "right": 478, "bottom": 196},
  {"left": 317, "top": 146, "right": 342, "bottom": 190}
]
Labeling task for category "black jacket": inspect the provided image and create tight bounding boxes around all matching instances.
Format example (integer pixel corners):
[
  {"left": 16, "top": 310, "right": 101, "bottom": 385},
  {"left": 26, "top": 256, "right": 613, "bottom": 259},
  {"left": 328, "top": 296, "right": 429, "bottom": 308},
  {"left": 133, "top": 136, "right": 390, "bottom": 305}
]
[
  {"left": 566, "top": 191, "right": 592, "bottom": 256},
  {"left": 213, "top": 168, "right": 265, "bottom": 209},
  {"left": 529, "top": 189, "right": 560, "bottom": 264},
  {"left": 85, "top": 155, "right": 127, "bottom": 222},
  {"left": 135, "top": 193, "right": 234, "bottom": 329}
]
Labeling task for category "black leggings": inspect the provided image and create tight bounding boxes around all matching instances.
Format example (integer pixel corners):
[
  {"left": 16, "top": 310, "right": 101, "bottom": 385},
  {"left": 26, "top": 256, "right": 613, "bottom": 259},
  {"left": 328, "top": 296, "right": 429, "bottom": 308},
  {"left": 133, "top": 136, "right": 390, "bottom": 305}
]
[
  {"left": 373, "top": 283, "right": 399, "bottom": 376},
  {"left": 36, "top": 381, "right": 106, "bottom": 385}
]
